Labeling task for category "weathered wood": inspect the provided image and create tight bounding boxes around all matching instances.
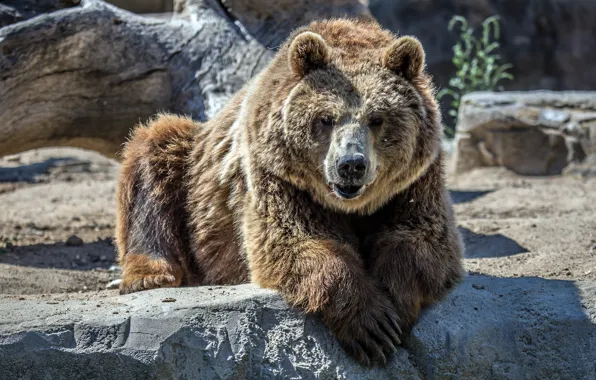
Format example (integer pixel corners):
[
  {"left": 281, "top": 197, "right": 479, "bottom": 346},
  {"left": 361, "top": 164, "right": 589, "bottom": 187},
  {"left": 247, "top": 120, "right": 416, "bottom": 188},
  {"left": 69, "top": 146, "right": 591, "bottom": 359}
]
[{"left": 0, "top": 0, "right": 369, "bottom": 158}]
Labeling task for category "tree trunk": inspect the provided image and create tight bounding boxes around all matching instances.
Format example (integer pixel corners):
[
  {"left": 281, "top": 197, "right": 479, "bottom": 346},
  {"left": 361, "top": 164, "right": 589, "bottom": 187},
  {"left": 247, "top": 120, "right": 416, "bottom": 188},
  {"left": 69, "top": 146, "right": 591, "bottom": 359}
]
[{"left": 0, "top": 0, "right": 370, "bottom": 158}]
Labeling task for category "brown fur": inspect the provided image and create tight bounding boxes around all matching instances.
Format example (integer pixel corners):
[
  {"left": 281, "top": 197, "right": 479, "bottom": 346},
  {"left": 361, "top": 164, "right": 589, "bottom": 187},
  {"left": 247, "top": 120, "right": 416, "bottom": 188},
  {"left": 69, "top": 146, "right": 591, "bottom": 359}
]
[{"left": 115, "top": 18, "right": 464, "bottom": 366}]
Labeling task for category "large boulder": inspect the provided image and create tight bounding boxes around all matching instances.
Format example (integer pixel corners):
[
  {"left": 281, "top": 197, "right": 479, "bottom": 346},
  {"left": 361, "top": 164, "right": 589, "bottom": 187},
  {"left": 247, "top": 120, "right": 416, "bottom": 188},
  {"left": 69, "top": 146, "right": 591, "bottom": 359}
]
[
  {"left": 369, "top": 0, "right": 596, "bottom": 93},
  {"left": 452, "top": 91, "right": 596, "bottom": 175},
  {"left": 1, "top": 276, "right": 595, "bottom": 379}
]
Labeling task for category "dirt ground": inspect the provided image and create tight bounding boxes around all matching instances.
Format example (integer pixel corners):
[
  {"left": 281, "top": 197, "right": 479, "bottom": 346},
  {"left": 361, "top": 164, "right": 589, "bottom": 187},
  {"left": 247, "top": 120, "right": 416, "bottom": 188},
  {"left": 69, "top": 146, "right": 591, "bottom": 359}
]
[{"left": 0, "top": 147, "right": 595, "bottom": 298}]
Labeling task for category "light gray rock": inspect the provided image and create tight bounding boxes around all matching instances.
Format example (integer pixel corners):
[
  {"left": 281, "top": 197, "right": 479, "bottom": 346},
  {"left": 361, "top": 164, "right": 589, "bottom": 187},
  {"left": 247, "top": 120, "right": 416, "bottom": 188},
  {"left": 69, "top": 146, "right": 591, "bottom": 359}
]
[
  {"left": 1, "top": 276, "right": 595, "bottom": 379},
  {"left": 452, "top": 91, "right": 596, "bottom": 175}
]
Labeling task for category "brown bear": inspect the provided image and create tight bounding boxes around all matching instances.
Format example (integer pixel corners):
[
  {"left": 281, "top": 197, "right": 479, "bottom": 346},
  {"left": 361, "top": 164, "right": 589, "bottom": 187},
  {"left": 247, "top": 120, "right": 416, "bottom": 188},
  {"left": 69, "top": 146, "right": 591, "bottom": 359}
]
[{"left": 115, "top": 18, "right": 464, "bottom": 366}]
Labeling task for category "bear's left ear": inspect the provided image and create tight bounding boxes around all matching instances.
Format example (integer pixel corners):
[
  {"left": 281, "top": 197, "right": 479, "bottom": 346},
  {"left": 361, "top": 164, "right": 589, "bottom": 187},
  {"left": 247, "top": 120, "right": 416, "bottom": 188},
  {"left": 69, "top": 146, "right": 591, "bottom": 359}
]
[
  {"left": 288, "top": 31, "right": 330, "bottom": 77},
  {"left": 382, "top": 36, "right": 425, "bottom": 80}
]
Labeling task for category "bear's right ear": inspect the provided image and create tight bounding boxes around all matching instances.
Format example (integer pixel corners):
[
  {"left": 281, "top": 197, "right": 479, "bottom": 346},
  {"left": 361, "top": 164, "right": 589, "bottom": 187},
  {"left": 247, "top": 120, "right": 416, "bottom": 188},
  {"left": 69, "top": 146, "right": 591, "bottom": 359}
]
[{"left": 288, "top": 31, "right": 330, "bottom": 77}]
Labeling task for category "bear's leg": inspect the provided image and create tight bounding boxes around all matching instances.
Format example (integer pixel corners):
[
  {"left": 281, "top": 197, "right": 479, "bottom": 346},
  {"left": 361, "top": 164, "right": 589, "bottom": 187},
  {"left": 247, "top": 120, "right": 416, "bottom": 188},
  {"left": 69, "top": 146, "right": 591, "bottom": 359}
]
[
  {"left": 115, "top": 114, "right": 197, "bottom": 294},
  {"left": 365, "top": 160, "right": 464, "bottom": 331},
  {"left": 243, "top": 174, "right": 401, "bottom": 366}
]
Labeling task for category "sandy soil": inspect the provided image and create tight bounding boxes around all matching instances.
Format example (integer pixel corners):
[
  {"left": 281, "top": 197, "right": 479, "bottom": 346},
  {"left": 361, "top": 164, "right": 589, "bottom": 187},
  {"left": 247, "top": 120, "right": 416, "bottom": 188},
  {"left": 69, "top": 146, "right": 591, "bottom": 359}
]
[{"left": 0, "top": 147, "right": 594, "bottom": 298}]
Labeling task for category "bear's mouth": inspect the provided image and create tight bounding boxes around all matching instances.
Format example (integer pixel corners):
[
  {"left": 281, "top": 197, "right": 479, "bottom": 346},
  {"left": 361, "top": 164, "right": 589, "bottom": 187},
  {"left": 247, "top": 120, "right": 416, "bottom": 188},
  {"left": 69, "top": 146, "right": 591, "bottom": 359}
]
[{"left": 332, "top": 184, "right": 364, "bottom": 200}]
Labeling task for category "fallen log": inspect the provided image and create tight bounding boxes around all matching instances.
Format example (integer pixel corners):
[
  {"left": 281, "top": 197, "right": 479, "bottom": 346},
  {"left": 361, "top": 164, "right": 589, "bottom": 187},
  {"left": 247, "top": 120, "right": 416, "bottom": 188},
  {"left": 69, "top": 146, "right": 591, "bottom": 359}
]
[{"left": 0, "top": 0, "right": 370, "bottom": 158}]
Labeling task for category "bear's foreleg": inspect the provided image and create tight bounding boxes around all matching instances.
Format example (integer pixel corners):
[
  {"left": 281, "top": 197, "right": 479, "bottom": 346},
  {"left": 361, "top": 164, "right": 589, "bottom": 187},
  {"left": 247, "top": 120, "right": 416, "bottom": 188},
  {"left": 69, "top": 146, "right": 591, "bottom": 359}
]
[
  {"left": 243, "top": 175, "right": 401, "bottom": 366},
  {"left": 116, "top": 115, "right": 197, "bottom": 294},
  {"left": 366, "top": 163, "right": 464, "bottom": 332}
]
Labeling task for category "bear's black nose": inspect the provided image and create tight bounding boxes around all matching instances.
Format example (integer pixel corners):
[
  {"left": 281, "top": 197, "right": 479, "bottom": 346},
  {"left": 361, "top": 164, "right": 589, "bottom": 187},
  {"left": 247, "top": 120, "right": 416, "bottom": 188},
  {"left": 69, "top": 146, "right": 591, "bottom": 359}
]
[{"left": 337, "top": 154, "right": 367, "bottom": 180}]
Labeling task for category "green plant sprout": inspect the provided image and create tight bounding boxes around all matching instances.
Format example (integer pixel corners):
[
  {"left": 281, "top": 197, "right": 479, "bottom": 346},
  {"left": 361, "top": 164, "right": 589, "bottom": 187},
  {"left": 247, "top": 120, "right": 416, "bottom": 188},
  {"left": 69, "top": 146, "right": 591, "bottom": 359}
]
[{"left": 438, "top": 15, "right": 514, "bottom": 138}]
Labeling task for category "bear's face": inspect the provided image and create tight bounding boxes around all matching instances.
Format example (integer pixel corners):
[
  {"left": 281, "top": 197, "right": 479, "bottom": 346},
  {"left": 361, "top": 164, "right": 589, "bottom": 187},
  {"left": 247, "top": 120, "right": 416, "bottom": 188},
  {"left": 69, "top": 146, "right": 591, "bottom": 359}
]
[
  {"left": 283, "top": 65, "right": 428, "bottom": 202},
  {"left": 253, "top": 21, "right": 441, "bottom": 214}
]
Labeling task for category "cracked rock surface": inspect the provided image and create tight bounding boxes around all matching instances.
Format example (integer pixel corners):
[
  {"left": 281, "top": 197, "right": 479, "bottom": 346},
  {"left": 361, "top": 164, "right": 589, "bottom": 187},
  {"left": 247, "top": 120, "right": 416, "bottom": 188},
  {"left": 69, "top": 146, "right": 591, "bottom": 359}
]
[
  {"left": 453, "top": 91, "right": 596, "bottom": 176},
  {"left": 1, "top": 276, "right": 595, "bottom": 379}
]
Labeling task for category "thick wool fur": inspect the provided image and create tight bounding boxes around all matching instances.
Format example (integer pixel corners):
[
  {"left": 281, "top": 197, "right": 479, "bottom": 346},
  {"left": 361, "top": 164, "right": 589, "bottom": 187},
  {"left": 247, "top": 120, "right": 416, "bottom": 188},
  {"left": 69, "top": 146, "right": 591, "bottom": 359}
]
[{"left": 115, "top": 19, "right": 464, "bottom": 366}]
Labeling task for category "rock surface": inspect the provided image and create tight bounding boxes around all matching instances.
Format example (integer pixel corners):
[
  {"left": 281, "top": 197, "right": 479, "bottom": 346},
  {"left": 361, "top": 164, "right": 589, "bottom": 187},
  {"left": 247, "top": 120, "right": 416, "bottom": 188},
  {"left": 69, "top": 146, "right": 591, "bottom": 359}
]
[
  {"left": 106, "top": 0, "right": 174, "bottom": 14},
  {"left": 1, "top": 276, "right": 595, "bottom": 379},
  {"left": 452, "top": 91, "right": 596, "bottom": 175}
]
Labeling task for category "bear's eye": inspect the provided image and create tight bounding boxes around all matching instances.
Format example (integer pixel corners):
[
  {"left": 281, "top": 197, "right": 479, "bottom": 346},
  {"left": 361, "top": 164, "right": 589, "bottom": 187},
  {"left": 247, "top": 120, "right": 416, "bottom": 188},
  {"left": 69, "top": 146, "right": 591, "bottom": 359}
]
[
  {"left": 319, "top": 114, "right": 334, "bottom": 127},
  {"left": 369, "top": 116, "right": 384, "bottom": 128}
]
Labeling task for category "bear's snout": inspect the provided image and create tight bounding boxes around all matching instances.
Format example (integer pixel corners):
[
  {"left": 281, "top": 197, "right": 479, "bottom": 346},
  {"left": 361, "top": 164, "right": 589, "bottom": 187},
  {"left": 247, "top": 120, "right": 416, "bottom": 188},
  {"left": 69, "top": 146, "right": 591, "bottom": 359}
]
[{"left": 337, "top": 153, "right": 368, "bottom": 181}]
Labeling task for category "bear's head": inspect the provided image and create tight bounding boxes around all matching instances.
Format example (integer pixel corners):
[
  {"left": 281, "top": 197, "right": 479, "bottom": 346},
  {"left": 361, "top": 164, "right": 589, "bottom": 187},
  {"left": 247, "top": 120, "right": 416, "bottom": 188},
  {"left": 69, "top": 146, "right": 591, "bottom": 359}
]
[{"left": 247, "top": 19, "right": 442, "bottom": 214}]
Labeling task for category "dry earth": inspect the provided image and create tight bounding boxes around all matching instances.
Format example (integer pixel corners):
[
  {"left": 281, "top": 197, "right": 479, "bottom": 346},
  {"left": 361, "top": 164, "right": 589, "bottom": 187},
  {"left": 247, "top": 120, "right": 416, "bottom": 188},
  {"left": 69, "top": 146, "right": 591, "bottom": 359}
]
[{"left": 0, "top": 147, "right": 594, "bottom": 299}]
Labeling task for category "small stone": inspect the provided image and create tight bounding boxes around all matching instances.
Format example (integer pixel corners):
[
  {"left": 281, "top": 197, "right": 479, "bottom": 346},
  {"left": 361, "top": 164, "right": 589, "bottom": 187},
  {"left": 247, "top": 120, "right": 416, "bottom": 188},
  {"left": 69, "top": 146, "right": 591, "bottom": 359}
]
[
  {"left": 106, "top": 279, "right": 122, "bottom": 290},
  {"left": 66, "top": 235, "right": 84, "bottom": 246},
  {"left": 108, "top": 265, "right": 122, "bottom": 272},
  {"left": 112, "top": 311, "right": 119, "bottom": 314},
  {"left": 162, "top": 298, "right": 177, "bottom": 303},
  {"left": 538, "top": 109, "right": 570, "bottom": 128},
  {"left": 18, "top": 297, "right": 25, "bottom": 301},
  {"left": 472, "top": 284, "right": 485, "bottom": 290}
]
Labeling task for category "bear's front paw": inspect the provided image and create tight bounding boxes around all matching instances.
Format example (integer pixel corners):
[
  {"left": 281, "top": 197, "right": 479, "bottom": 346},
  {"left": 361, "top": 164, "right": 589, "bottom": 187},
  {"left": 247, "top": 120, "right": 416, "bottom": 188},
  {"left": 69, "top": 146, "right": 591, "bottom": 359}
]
[
  {"left": 118, "top": 253, "right": 183, "bottom": 295},
  {"left": 119, "top": 273, "right": 180, "bottom": 295},
  {"left": 330, "top": 296, "right": 403, "bottom": 366}
]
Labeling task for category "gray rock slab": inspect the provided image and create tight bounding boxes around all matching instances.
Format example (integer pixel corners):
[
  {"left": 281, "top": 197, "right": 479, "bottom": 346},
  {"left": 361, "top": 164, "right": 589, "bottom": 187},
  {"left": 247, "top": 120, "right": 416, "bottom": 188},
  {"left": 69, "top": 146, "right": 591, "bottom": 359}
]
[
  {"left": 1, "top": 275, "right": 596, "bottom": 379},
  {"left": 452, "top": 91, "right": 596, "bottom": 175}
]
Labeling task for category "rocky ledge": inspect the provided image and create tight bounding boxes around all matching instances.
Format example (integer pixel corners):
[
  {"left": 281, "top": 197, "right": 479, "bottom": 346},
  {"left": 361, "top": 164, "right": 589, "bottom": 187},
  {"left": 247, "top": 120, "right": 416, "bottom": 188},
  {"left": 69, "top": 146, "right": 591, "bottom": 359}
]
[
  {"left": 453, "top": 91, "right": 596, "bottom": 176},
  {"left": 1, "top": 275, "right": 595, "bottom": 379}
]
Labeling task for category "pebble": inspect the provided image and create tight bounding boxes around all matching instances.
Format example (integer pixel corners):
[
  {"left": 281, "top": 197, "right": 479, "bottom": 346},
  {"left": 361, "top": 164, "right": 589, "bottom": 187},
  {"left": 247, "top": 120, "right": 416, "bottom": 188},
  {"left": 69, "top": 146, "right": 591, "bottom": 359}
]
[{"left": 66, "top": 235, "right": 84, "bottom": 246}]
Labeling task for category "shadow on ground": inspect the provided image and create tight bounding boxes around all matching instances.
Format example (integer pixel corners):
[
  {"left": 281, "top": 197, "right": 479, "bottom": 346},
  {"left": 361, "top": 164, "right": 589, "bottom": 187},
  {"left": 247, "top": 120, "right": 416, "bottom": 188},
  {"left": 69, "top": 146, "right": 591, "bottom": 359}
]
[
  {"left": 459, "top": 227, "right": 529, "bottom": 258},
  {"left": 449, "top": 190, "right": 494, "bottom": 205},
  {"left": 0, "top": 239, "right": 117, "bottom": 270},
  {"left": 0, "top": 157, "right": 87, "bottom": 183}
]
